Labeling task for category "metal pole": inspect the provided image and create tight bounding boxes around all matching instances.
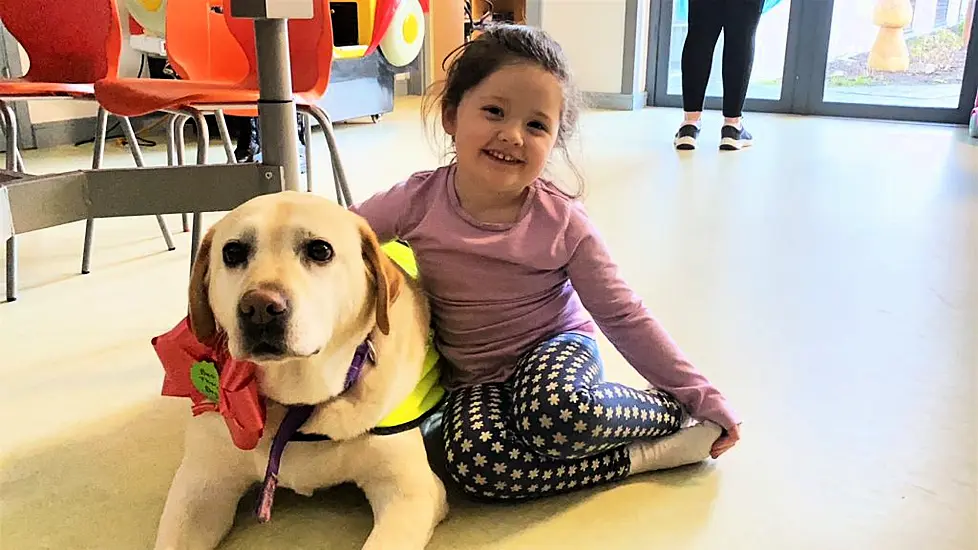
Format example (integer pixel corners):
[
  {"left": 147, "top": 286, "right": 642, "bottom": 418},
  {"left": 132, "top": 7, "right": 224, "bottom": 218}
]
[
  {"left": 190, "top": 110, "right": 210, "bottom": 270},
  {"left": 254, "top": 18, "right": 301, "bottom": 192},
  {"left": 81, "top": 106, "right": 110, "bottom": 275}
]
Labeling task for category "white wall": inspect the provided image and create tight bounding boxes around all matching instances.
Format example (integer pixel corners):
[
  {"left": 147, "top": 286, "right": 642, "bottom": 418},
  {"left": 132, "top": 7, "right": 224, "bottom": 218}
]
[
  {"left": 539, "top": 0, "right": 635, "bottom": 95},
  {"left": 16, "top": 0, "right": 145, "bottom": 124}
]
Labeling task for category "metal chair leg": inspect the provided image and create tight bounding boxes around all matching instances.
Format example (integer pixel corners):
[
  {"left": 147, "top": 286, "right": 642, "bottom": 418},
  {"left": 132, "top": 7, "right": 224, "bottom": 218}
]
[
  {"left": 165, "top": 113, "right": 177, "bottom": 167},
  {"left": 119, "top": 116, "right": 176, "bottom": 252},
  {"left": 81, "top": 106, "right": 109, "bottom": 275},
  {"left": 174, "top": 114, "right": 191, "bottom": 233},
  {"left": 165, "top": 113, "right": 191, "bottom": 234},
  {"left": 302, "top": 112, "right": 313, "bottom": 193},
  {"left": 5, "top": 100, "right": 27, "bottom": 171},
  {"left": 189, "top": 110, "right": 209, "bottom": 272},
  {"left": 215, "top": 110, "right": 237, "bottom": 164},
  {"left": 1, "top": 100, "right": 19, "bottom": 301},
  {"left": 302, "top": 105, "right": 352, "bottom": 207},
  {"left": 4, "top": 235, "right": 14, "bottom": 302},
  {"left": 1, "top": 100, "right": 17, "bottom": 172}
]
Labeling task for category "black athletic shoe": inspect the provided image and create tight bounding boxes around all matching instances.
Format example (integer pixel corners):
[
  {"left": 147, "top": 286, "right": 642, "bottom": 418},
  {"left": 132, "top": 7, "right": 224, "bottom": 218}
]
[
  {"left": 719, "top": 124, "right": 753, "bottom": 151},
  {"left": 674, "top": 123, "right": 700, "bottom": 150}
]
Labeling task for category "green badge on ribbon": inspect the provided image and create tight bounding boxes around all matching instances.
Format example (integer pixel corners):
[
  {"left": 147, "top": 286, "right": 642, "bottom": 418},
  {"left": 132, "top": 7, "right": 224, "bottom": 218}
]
[{"left": 190, "top": 361, "right": 220, "bottom": 403}]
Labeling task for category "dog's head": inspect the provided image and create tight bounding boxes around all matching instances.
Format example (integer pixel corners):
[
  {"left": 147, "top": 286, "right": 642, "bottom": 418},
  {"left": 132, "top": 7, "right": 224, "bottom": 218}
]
[{"left": 188, "top": 191, "right": 403, "bottom": 364}]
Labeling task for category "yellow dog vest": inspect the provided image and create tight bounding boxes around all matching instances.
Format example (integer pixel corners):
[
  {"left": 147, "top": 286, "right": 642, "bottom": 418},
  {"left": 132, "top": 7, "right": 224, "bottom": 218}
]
[{"left": 370, "top": 241, "right": 445, "bottom": 434}]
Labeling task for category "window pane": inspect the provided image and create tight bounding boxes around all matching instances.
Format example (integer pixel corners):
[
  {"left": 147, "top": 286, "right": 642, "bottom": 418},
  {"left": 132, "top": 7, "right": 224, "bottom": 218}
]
[{"left": 823, "top": 0, "right": 976, "bottom": 108}]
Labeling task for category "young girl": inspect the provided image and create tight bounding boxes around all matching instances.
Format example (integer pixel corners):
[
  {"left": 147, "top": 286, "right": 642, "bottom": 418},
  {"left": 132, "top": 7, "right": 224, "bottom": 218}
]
[{"left": 350, "top": 24, "right": 741, "bottom": 501}]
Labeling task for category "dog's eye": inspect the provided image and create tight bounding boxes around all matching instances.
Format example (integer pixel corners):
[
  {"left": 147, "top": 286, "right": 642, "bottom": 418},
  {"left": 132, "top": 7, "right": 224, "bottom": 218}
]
[
  {"left": 305, "top": 240, "right": 334, "bottom": 264},
  {"left": 222, "top": 241, "right": 250, "bottom": 267}
]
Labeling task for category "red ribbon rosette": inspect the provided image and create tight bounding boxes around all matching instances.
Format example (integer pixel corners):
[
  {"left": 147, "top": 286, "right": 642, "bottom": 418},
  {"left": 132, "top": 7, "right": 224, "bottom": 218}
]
[{"left": 151, "top": 317, "right": 266, "bottom": 450}]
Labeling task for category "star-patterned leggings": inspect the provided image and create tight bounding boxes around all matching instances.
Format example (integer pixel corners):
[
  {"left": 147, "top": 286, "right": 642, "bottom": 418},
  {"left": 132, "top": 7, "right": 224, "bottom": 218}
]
[{"left": 441, "top": 332, "right": 685, "bottom": 501}]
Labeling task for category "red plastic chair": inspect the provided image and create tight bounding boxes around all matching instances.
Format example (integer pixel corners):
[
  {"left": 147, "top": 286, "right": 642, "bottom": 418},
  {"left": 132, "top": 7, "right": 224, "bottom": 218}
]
[
  {"left": 91, "top": 0, "right": 261, "bottom": 263},
  {"left": 110, "top": 0, "right": 348, "bottom": 198},
  {"left": 93, "top": 0, "right": 350, "bottom": 262},
  {"left": 0, "top": 0, "right": 174, "bottom": 301},
  {"left": 96, "top": 0, "right": 256, "bottom": 119}
]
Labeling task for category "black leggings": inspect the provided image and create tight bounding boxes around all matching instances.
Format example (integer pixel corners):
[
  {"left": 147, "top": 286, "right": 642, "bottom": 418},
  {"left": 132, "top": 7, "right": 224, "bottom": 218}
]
[{"left": 681, "top": 0, "right": 764, "bottom": 118}]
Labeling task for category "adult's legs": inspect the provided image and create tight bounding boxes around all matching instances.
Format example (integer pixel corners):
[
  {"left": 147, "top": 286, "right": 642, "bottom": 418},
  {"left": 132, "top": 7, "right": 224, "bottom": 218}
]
[
  {"left": 676, "top": 0, "right": 725, "bottom": 149},
  {"left": 720, "top": 0, "right": 765, "bottom": 121},
  {"left": 716, "top": 0, "right": 764, "bottom": 149},
  {"left": 681, "top": 0, "right": 725, "bottom": 120}
]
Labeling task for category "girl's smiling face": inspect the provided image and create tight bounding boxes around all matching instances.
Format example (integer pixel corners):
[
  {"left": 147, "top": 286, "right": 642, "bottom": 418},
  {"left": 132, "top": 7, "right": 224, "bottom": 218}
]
[{"left": 442, "top": 62, "right": 564, "bottom": 199}]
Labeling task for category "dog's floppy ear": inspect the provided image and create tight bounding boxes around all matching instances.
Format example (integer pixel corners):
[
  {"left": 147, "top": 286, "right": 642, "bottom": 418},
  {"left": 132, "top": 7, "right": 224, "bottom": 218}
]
[
  {"left": 188, "top": 227, "right": 217, "bottom": 341},
  {"left": 359, "top": 221, "right": 403, "bottom": 336}
]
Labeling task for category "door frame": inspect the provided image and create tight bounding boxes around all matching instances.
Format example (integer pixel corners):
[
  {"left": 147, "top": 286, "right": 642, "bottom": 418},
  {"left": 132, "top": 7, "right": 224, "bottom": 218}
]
[{"left": 646, "top": 0, "right": 978, "bottom": 124}]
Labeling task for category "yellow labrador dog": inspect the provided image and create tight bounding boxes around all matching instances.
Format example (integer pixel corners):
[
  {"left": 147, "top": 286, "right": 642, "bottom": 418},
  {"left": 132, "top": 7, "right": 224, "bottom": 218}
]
[{"left": 154, "top": 191, "right": 448, "bottom": 550}]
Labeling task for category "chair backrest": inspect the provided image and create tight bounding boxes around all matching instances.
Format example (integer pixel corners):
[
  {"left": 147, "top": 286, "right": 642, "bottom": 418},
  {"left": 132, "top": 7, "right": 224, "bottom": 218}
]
[
  {"left": 164, "top": 0, "right": 250, "bottom": 83},
  {"left": 0, "top": 0, "right": 121, "bottom": 83},
  {"left": 222, "top": 0, "right": 334, "bottom": 96}
]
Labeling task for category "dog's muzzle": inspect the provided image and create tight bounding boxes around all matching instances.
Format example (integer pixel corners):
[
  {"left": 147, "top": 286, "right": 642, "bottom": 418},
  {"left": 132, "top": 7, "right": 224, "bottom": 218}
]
[{"left": 237, "top": 285, "right": 291, "bottom": 357}]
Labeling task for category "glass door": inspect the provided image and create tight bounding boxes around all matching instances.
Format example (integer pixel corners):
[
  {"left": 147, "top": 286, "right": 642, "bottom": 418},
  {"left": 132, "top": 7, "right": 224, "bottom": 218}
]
[
  {"left": 810, "top": 0, "right": 978, "bottom": 123},
  {"left": 648, "top": 0, "right": 978, "bottom": 124}
]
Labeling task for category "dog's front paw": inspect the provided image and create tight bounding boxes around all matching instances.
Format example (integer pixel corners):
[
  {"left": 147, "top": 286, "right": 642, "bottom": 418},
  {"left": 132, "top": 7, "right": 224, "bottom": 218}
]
[{"left": 301, "top": 399, "right": 371, "bottom": 441}]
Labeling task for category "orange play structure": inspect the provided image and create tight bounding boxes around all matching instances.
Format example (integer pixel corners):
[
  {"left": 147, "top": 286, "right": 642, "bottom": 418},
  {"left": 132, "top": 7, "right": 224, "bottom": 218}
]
[{"left": 126, "top": 0, "right": 428, "bottom": 68}]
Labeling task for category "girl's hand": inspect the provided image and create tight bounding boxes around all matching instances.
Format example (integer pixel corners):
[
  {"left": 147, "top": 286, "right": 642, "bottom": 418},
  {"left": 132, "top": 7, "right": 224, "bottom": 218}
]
[{"left": 710, "top": 423, "right": 741, "bottom": 458}]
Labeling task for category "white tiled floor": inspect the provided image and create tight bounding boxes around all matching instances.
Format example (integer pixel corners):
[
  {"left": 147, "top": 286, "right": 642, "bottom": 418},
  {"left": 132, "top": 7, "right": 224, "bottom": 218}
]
[{"left": 2, "top": 99, "right": 976, "bottom": 549}]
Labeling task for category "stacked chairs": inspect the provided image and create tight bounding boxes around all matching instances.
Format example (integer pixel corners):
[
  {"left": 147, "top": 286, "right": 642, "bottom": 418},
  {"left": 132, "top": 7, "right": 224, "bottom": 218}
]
[{"left": 0, "top": 0, "right": 174, "bottom": 301}]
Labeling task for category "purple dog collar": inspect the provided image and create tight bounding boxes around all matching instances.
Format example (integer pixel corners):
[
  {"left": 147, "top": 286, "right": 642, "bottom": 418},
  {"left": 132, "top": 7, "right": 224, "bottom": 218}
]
[{"left": 255, "top": 339, "right": 375, "bottom": 523}]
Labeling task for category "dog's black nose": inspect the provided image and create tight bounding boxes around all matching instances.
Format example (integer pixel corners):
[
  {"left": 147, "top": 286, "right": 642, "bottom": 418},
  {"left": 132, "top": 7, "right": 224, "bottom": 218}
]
[{"left": 238, "top": 288, "right": 290, "bottom": 326}]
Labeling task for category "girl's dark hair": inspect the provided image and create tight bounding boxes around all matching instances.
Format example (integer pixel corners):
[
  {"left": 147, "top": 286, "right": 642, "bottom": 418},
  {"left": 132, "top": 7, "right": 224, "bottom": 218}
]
[{"left": 422, "top": 24, "right": 586, "bottom": 196}]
